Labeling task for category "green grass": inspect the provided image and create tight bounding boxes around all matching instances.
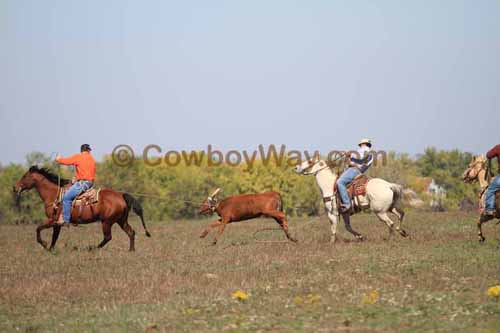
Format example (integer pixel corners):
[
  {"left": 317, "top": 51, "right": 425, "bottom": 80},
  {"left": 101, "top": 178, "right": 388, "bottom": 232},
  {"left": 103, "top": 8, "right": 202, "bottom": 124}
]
[{"left": 0, "top": 211, "right": 499, "bottom": 332}]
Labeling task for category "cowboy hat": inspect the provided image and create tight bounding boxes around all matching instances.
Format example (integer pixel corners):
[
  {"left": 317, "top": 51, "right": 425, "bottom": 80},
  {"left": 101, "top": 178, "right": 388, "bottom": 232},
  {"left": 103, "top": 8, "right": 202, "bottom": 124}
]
[{"left": 358, "top": 138, "right": 372, "bottom": 147}]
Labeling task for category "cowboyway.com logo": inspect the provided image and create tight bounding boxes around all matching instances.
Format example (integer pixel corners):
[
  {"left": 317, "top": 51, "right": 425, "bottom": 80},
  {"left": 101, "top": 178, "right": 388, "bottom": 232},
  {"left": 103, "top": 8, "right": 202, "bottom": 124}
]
[{"left": 111, "top": 144, "right": 387, "bottom": 169}]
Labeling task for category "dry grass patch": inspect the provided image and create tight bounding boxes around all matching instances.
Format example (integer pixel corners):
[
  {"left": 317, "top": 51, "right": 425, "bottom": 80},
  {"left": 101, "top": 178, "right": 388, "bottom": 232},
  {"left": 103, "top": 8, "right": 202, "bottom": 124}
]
[{"left": 0, "top": 211, "right": 499, "bottom": 332}]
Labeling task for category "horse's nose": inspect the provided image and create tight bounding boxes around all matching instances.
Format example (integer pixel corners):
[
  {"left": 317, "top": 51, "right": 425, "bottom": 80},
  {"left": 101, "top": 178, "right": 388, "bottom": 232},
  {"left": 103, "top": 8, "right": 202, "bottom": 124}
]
[{"left": 293, "top": 165, "right": 301, "bottom": 173}]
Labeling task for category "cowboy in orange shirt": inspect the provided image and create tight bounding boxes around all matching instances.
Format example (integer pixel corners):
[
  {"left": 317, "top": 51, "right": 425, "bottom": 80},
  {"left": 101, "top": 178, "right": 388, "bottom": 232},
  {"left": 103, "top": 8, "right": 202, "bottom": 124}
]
[{"left": 55, "top": 144, "right": 96, "bottom": 225}]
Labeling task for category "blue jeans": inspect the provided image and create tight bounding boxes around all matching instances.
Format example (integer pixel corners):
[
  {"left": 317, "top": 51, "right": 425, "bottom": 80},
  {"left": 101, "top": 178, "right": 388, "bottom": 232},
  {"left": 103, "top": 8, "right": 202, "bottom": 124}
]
[
  {"left": 62, "top": 180, "right": 93, "bottom": 222},
  {"left": 337, "top": 167, "right": 361, "bottom": 207},
  {"left": 485, "top": 175, "right": 500, "bottom": 212}
]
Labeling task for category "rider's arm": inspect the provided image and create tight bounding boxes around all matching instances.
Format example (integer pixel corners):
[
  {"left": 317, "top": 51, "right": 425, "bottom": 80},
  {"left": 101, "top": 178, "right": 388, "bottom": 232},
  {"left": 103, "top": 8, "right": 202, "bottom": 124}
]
[
  {"left": 56, "top": 154, "right": 81, "bottom": 166},
  {"left": 486, "top": 144, "right": 500, "bottom": 160},
  {"left": 350, "top": 147, "right": 371, "bottom": 164}
]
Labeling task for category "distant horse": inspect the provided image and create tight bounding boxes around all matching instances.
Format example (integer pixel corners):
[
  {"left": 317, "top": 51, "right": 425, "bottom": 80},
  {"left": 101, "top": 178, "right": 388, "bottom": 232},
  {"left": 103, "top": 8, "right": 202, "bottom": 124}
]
[
  {"left": 462, "top": 155, "right": 500, "bottom": 242},
  {"left": 294, "top": 157, "right": 408, "bottom": 242},
  {"left": 13, "top": 166, "right": 151, "bottom": 251}
]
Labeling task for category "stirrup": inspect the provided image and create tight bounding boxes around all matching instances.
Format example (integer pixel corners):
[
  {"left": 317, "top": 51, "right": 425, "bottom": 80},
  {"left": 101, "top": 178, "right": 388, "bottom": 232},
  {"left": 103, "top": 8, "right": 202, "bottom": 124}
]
[
  {"left": 484, "top": 210, "right": 496, "bottom": 217},
  {"left": 340, "top": 204, "right": 351, "bottom": 213}
]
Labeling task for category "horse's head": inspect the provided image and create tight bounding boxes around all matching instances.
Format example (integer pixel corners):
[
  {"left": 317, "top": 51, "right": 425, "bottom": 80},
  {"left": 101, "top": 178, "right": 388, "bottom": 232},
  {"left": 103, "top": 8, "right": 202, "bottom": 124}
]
[
  {"left": 199, "top": 188, "right": 221, "bottom": 215},
  {"left": 462, "top": 155, "right": 486, "bottom": 183},
  {"left": 293, "top": 156, "right": 329, "bottom": 175},
  {"left": 13, "top": 166, "right": 41, "bottom": 208}
]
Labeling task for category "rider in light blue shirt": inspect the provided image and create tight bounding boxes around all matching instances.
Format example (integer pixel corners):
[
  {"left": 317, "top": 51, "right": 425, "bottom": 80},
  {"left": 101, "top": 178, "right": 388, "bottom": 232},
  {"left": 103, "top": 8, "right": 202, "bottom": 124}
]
[{"left": 337, "top": 139, "right": 374, "bottom": 212}]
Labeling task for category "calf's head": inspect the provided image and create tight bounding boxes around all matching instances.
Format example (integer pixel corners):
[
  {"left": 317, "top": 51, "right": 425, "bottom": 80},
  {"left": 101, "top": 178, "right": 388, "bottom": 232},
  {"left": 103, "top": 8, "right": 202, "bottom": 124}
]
[{"left": 199, "top": 188, "right": 221, "bottom": 215}]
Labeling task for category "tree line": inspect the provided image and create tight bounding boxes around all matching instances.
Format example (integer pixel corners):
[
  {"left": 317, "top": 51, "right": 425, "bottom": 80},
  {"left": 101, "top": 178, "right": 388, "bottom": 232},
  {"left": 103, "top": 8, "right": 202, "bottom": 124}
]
[{"left": 0, "top": 148, "right": 483, "bottom": 224}]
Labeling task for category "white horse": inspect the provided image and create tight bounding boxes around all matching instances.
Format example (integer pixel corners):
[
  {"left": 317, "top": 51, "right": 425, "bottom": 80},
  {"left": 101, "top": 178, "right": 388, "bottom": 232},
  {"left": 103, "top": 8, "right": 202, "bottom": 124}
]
[{"left": 294, "top": 157, "right": 408, "bottom": 242}]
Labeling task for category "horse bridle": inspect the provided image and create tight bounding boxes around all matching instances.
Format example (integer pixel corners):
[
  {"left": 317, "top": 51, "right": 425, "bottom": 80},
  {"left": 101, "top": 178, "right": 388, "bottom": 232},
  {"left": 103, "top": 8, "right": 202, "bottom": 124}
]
[
  {"left": 464, "top": 159, "right": 486, "bottom": 182},
  {"left": 302, "top": 159, "right": 330, "bottom": 176}
]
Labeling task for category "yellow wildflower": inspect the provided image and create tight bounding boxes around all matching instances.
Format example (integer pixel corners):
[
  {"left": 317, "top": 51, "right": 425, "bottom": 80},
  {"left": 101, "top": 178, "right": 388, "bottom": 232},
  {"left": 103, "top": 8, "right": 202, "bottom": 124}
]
[
  {"left": 293, "top": 294, "right": 321, "bottom": 306},
  {"left": 487, "top": 285, "right": 500, "bottom": 298},
  {"left": 306, "top": 294, "right": 322, "bottom": 304},
  {"left": 182, "top": 307, "right": 200, "bottom": 315},
  {"left": 362, "top": 290, "right": 380, "bottom": 305},
  {"left": 232, "top": 290, "right": 249, "bottom": 301}
]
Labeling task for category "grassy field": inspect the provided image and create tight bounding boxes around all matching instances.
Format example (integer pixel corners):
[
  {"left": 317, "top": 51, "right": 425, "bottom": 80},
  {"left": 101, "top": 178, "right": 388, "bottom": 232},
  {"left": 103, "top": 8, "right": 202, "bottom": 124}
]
[{"left": 0, "top": 211, "right": 499, "bottom": 332}]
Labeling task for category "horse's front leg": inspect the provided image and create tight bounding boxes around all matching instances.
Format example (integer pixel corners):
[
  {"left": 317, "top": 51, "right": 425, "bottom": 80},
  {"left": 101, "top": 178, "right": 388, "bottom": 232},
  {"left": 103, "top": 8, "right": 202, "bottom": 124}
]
[
  {"left": 342, "top": 213, "right": 364, "bottom": 241},
  {"left": 49, "top": 225, "right": 62, "bottom": 250},
  {"left": 325, "top": 201, "right": 339, "bottom": 243},
  {"left": 36, "top": 219, "right": 55, "bottom": 250},
  {"left": 477, "top": 214, "right": 494, "bottom": 242}
]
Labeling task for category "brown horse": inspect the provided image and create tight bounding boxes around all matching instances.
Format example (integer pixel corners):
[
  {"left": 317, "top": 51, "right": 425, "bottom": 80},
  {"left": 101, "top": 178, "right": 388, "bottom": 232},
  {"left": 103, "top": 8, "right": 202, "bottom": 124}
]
[{"left": 13, "top": 166, "right": 151, "bottom": 251}]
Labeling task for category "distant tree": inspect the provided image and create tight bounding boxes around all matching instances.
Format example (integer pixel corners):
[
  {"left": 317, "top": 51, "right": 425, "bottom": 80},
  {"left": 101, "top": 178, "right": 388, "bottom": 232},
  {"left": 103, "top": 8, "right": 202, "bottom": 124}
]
[{"left": 25, "top": 151, "right": 53, "bottom": 167}]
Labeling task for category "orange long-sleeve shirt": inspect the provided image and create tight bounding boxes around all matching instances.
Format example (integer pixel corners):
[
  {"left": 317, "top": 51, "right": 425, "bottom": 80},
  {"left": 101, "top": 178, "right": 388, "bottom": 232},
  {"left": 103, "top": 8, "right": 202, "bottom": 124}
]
[{"left": 56, "top": 152, "right": 96, "bottom": 181}]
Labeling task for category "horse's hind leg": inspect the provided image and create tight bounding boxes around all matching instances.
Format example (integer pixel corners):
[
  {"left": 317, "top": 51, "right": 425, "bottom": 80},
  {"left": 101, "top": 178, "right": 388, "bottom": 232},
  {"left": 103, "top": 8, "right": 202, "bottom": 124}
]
[
  {"left": 49, "top": 225, "right": 62, "bottom": 250},
  {"left": 375, "top": 212, "right": 396, "bottom": 238},
  {"left": 97, "top": 221, "right": 113, "bottom": 249},
  {"left": 118, "top": 220, "right": 136, "bottom": 251},
  {"left": 391, "top": 207, "right": 408, "bottom": 237}
]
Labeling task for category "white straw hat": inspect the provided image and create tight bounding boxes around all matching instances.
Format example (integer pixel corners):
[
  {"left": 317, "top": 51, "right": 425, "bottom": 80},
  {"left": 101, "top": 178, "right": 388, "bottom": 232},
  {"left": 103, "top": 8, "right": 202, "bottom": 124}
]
[{"left": 358, "top": 138, "right": 372, "bottom": 147}]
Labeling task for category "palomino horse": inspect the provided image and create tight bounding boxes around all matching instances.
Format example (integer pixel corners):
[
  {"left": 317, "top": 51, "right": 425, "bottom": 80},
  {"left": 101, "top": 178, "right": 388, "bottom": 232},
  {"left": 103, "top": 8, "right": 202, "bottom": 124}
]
[
  {"left": 294, "top": 157, "right": 408, "bottom": 242},
  {"left": 13, "top": 166, "right": 151, "bottom": 251},
  {"left": 462, "top": 155, "right": 500, "bottom": 242}
]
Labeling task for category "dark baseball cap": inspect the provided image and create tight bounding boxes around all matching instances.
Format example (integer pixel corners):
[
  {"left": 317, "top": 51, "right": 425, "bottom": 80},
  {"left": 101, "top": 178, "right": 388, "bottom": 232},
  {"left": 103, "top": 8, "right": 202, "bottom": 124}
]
[{"left": 80, "top": 144, "right": 92, "bottom": 152}]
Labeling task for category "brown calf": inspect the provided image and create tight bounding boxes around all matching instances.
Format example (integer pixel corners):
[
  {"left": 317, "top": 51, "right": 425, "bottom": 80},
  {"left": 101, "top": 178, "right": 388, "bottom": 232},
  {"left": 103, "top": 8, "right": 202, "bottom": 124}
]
[{"left": 199, "top": 189, "right": 297, "bottom": 244}]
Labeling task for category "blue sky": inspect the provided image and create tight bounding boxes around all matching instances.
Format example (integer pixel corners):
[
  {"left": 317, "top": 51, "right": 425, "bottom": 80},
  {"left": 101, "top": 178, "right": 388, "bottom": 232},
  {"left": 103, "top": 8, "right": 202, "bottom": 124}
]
[{"left": 1, "top": 0, "right": 499, "bottom": 164}]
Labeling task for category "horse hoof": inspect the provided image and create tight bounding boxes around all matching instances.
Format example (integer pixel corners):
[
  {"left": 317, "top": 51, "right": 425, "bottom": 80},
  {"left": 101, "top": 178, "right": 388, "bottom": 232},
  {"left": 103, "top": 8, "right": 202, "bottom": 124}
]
[{"left": 479, "top": 237, "right": 485, "bottom": 243}]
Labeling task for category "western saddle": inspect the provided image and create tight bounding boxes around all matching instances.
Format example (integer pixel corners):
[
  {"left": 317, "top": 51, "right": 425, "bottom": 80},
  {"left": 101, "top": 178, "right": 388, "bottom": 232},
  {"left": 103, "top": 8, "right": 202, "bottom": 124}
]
[
  {"left": 332, "top": 174, "right": 370, "bottom": 214},
  {"left": 56, "top": 187, "right": 101, "bottom": 207}
]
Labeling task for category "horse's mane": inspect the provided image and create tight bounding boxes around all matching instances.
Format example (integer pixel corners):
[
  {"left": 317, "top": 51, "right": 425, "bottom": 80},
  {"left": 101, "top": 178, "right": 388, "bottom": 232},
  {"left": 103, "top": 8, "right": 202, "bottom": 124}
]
[{"left": 29, "top": 166, "right": 71, "bottom": 186}]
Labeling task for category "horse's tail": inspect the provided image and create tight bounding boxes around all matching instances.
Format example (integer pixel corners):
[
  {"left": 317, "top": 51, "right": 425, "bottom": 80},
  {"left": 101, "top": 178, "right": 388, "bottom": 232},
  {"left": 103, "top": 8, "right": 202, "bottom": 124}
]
[
  {"left": 123, "top": 193, "right": 151, "bottom": 237},
  {"left": 389, "top": 183, "right": 404, "bottom": 209}
]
